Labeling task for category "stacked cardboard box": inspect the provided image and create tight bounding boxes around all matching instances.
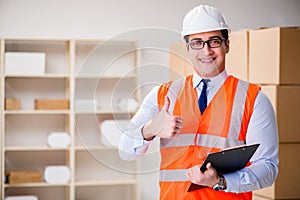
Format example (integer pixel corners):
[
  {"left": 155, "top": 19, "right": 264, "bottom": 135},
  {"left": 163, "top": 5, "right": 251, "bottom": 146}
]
[
  {"left": 225, "top": 29, "right": 249, "bottom": 81},
  {"left": 250, "top": 27, "right": 300, "bottom": 200},
  {"left": 226, "top": 27, "right": 300, "bottom": 199},
  {"left": 249, "top": 27, "right": 300, "bottom": 85}
]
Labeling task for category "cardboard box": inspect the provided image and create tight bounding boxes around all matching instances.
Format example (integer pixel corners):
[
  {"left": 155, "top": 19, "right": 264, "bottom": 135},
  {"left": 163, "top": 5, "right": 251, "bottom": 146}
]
[
  {"left": 5, "top": 52, "right": 46, "bottom": 75},
  {"left": 5, "top": 98, "right": 21, "bottom": 110},
  {"left": 252, "top": 195, "right": 270, "bottom": 200},
  {"left": 249, "top": 27, "right": 300, "bottom": 84},
  {"left": 34, "top": 99, "right": 69, "bottom": 110},
  {"left": 261, "top": 85, "right": 300, "bottom": 142},
  {"left": 5, "top": 170, "right": 42, "bottom": 184},
  {"left": 226, "top": 30, "right": 249, "bottom": 81},
  {"left": 253, "top": 143, "right": 300, "bottom": 199},
  {"left": 169, "top": 42, "right": 193, "bottom": 81}
]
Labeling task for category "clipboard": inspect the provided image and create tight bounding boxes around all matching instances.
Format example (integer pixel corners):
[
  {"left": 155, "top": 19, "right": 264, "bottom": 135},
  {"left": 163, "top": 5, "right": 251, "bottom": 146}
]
[{"left": 187, "top": 143, "right": 260, "bottom": 192}]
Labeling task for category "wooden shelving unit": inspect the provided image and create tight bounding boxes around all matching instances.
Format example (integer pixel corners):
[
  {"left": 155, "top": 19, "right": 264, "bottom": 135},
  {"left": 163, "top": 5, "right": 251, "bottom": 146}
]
[{"left": 0, "top": 38, "right": 140, "bottom": 200}]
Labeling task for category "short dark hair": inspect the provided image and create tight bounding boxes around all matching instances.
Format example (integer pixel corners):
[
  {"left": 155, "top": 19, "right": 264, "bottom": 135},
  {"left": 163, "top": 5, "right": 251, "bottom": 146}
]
[
  {"left": 220, "top": 29, "right": 229, "bottom": 40},
  {"left": 184, "top": 29, "right": 229, "bottom": 43}
]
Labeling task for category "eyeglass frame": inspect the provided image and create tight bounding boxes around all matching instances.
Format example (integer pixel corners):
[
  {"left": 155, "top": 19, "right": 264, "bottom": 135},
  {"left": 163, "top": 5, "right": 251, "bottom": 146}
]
[{"left": 188, "top": 36, "right": 227, "bottom": 50}]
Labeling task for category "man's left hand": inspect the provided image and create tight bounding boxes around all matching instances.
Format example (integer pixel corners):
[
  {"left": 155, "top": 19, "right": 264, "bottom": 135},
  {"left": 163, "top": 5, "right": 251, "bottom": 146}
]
[{"left": 186, "top": 162, "right": 219, "bottom": 187}]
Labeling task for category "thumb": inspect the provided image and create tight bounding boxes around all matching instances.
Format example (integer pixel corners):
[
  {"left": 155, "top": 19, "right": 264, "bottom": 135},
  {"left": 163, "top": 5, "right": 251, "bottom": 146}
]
[
  {"left": 206, "top": 162, "right": 212, "bottom": 169},
  {"left": 162, "top": 96, "right": 170, "bottom": 113},
  {"left": 206, "top": 162, "right": 215, "bottom": 171}
]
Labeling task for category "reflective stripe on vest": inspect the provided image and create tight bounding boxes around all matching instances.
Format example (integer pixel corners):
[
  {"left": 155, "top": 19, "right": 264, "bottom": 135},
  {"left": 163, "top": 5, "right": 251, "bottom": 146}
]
[
  {"left": 160, "top": 133, "right": 245, "bottom": 149},
  {"left": 228, "top": 79, "right": 249, "bottom": 139},
  {"left": 160, "top": 169, "right": 188, "bottom": 182},
  {"left": 166, "top": 78, "right": 185, "bottom": 113}
]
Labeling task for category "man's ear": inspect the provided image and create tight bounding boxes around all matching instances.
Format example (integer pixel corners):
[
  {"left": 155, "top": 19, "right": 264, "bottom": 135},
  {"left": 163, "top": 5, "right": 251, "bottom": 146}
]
[{"left": 225, "top": 39, "right": 230, "bottom": 53}]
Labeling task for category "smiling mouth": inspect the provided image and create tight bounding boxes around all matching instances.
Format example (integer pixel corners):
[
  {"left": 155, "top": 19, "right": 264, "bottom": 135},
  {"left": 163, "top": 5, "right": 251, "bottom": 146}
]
[{"left": 199, "top": 57, "right": 216, "bottom": 63}]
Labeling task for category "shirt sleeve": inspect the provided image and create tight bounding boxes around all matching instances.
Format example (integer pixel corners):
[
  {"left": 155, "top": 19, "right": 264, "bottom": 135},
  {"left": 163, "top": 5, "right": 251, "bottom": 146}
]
[
  {"left": 224, "top": 91, "right": 279, "bottom": 193},
  {"left": 119, "top": 86, "right": 160, "bottom": 161}
]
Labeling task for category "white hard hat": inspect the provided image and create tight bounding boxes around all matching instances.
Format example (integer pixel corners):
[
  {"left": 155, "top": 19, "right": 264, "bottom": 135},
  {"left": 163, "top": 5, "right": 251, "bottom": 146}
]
[{"left": 181, "top": 5, "right": 229, "bottom": 38}]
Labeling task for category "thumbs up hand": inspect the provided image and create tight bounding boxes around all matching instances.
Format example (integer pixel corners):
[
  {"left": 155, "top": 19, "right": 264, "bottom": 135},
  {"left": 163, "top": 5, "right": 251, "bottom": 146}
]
[{"left": 142, "top": 96, "right": 184, "bottom": 140}]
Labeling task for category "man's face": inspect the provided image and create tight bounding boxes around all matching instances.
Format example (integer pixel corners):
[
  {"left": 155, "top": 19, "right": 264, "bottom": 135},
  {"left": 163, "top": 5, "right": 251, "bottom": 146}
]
[{"left": 186, "top": 30, "right": 230, "bottom": 78}]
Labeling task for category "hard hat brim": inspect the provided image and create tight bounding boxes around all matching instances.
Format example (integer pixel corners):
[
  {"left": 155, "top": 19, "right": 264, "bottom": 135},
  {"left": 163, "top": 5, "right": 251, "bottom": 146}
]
[{"left": 181, "top": 27, "right": 230, "bottom": 39}]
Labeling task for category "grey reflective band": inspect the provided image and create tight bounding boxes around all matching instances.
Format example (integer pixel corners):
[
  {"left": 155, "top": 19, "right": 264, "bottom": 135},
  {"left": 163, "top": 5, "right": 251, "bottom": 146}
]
[
  {"left": 160, "top": 133, "right": 195, "bottom": 148},
  {"left": 166, "top": 78, "right": 185, "bottom": 114},
  {"left": 227, "top": 80, "right": 249, "bottom": 139},
  {"left": 160, "top": 169, "right": 189, "bottom": 182},
  {"left": 160, "top": 133, "right": 244, "bottom": 149},
  {"left": 196, "top": 134, "right": 244, "bottom": 148}
]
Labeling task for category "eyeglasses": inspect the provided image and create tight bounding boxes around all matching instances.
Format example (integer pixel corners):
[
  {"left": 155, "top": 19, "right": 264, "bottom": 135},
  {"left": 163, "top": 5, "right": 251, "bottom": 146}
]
[{"left": 188, "top": 37, "right": 226, "bottom": 50}]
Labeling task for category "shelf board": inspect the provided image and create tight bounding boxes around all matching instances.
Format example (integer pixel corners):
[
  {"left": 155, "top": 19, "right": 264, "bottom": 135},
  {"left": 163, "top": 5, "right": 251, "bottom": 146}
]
[
  {"left": 4, "top": 109, "right": 135, "bottom": 115},
  {"left": 5, "top": 180, "right": 137, "bottom": 188},
  {"left": 4, "top": 38, "right": 71, "bottom": 42},
  {"left": 4, "top": 110, "right": 70, "bottom": 115},
  {"left": 5, "top": 74, "right": 69, "bottom": 78},
  {"left": 5, "top": 145, "right": 118, "bottom": 151},
  {"left": 75, "top": 75, "right": 136, "bottom": 79},
  {"left": 75, "top": 145, "right": 117, "bottom": 151},
  {"left": 4, "top": 182, "right": 70, "bottom": 188},
  {"left": 5, "top": 146, "right": 70, "bottom": 152},
  {"left": 75, "top": 109, "right": 135, "bottom": 115},
  {"left": 75, "top": 179, "right": 137, "bottom": 186}
]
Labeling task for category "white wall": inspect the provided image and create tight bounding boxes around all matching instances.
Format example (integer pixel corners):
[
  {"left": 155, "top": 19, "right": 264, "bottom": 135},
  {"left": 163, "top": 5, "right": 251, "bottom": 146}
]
[
  {"left": 1, "top": 0, "right": 300, "bottom": 38},
  {"left": 1, "top": 0, "right": 300, "bottom": 199}
]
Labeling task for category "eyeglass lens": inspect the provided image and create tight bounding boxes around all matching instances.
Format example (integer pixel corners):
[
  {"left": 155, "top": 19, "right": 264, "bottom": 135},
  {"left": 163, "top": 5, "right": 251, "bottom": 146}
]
[{"left": 189, "top": 37, "right": 224, "bottom": 50}]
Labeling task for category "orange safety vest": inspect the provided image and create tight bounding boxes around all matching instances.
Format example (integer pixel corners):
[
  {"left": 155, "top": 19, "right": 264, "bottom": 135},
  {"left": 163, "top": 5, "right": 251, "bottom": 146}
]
[{"left": 157, "top": 75, "right": 260, "bottom": 200}]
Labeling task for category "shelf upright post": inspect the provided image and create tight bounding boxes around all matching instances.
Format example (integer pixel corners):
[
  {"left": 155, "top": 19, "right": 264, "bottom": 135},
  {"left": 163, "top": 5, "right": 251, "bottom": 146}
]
[
  {"left": 0, "top": 38, "right": 5, "bottom": 200},
  {"left": 68, "top": 39, "right": 76, "bottom": 200}
]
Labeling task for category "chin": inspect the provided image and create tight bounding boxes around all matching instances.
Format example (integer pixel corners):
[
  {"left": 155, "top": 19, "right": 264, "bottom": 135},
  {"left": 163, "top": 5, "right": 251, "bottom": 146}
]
[{"left": 195, "top": 69, "right": 218, "bottom": 78}]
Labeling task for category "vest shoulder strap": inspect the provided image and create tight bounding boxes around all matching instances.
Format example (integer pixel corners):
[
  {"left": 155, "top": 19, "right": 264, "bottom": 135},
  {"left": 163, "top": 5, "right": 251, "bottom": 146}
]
[{"left": 165, "top": 77, "right": 185, "bottom": 114}]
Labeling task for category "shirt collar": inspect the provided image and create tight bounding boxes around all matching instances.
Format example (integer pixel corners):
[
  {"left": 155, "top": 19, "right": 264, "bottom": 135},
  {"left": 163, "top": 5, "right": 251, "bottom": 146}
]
[{"left": 192, "top": 70, "right": 229, "bottom": 89}]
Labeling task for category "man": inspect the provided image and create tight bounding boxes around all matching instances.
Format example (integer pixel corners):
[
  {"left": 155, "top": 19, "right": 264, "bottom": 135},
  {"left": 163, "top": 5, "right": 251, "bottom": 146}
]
[{"left": 119, "top": 5, "right": 278, "bottom": 200}]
